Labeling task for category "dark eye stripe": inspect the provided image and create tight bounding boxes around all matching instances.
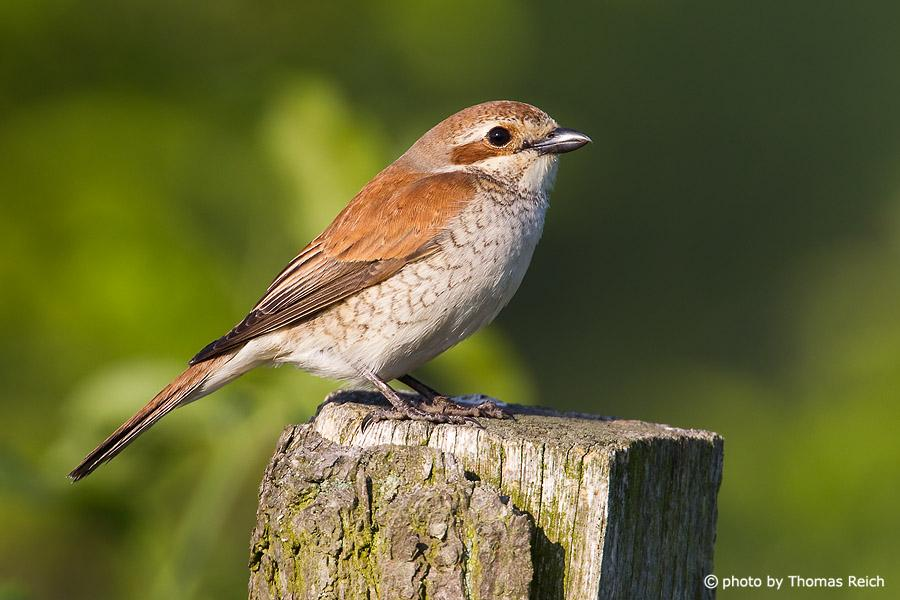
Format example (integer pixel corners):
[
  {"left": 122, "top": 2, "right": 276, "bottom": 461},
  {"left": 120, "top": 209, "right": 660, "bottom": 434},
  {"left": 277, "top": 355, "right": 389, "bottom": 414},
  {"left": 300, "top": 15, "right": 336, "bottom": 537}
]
[{"left": 450, "top": 140, "right": 498, "bottom": 164}]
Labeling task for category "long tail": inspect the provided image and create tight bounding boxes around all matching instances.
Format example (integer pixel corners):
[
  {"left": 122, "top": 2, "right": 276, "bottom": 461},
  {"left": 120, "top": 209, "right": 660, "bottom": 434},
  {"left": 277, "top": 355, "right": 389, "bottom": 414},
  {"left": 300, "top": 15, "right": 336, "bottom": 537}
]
[{"left": 68, "top": 354, "right": 234, "bottom": 482}]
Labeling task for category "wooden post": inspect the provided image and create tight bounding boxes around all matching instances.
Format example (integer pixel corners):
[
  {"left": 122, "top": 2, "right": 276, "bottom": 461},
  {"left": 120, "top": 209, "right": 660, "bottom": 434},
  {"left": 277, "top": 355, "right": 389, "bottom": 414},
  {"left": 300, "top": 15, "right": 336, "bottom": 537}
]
[{"left": 249, "top": 391, "right": 723, "bottom": 600}]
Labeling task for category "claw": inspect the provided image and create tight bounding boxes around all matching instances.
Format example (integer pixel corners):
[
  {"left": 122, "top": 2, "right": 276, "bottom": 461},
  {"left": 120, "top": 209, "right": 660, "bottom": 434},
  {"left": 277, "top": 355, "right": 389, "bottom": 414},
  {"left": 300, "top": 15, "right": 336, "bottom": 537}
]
[
  {"left": 359, "top": 413, "right": 372, "bottom": 433},
  {"left": 359, "top": 407, "right": 406, "bottom": 432},
  {"left": 463, "top": 416, "right": 486, "bottom": 429},
  {"left": 476, "top": 400, "right": 513, "bottom": 420}
]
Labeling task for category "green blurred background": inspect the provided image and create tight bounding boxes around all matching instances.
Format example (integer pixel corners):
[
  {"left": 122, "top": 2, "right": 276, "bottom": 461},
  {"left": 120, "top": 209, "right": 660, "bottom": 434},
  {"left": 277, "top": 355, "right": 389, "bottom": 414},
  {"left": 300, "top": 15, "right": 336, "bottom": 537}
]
[{"left": 2, "top": 1, "right": 898, "bottom": 598}]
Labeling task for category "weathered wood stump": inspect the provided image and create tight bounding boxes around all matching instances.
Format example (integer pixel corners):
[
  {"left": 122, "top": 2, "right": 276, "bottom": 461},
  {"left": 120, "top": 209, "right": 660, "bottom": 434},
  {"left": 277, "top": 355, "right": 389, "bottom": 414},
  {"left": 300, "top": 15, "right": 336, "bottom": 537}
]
[{"left": 249, "top": 391, "right": 723, "bottom": 600}]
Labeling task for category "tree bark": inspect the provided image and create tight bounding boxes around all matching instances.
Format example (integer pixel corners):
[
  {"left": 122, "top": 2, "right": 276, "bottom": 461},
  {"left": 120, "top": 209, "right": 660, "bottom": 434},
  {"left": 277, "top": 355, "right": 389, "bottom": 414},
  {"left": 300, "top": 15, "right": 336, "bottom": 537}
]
[{"left": 249, "top": 391, "right": 723, "bottom": 600}]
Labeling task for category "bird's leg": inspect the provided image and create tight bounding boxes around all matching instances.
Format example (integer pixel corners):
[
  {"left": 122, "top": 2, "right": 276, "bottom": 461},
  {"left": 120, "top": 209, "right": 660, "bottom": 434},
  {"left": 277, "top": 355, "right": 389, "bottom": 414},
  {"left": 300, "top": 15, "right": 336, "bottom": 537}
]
[
  {"left": 397, "top": 374, "right": 444, "bottom": 401},
  {"left": 360, "top": 371, "right": 473, "bottom": 428},
  {"left": 398, "top": 374, "right": 511, "bottom": 420}
]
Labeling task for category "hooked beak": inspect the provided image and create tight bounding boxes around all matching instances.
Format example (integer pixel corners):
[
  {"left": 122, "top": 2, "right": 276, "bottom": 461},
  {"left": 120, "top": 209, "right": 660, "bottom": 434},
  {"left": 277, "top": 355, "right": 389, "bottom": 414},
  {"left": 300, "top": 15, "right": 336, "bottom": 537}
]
[{"left": 529, "top": 127, "right": 592, "bottom": 155}]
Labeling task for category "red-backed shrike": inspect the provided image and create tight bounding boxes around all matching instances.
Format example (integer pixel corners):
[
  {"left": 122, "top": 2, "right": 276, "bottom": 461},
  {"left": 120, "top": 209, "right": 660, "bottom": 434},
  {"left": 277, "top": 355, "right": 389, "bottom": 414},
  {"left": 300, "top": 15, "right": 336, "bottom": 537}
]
[{"left": 70, "top": 100, "right": 590, "bottom": 480}]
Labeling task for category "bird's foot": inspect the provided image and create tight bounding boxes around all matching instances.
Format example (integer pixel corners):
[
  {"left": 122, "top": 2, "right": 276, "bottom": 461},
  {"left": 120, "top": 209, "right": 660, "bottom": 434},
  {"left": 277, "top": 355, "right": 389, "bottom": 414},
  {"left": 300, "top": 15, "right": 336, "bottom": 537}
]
[
  {"left": 420, "top": 394, "right": 512, "bottom": 420},
  {"left": 360, "top": 400, "right": 478, "bottom": 431},
  {"left": 359, "top": 371, "right": 511, "bottom": 431}
]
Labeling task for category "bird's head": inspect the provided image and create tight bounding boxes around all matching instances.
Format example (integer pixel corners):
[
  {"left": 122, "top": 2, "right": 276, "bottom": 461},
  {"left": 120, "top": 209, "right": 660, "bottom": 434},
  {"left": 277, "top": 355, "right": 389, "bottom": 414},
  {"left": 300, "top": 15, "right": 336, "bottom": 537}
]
[{"left": 402, "top": 100, "right": 591, "bottom": 194}]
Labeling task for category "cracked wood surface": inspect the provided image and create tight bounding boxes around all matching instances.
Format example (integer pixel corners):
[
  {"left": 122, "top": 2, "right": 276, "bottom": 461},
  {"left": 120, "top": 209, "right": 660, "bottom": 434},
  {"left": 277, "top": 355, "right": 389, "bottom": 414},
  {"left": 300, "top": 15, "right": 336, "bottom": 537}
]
[{"left": 249, "top": 391, "right": 724, "bottom": 600}]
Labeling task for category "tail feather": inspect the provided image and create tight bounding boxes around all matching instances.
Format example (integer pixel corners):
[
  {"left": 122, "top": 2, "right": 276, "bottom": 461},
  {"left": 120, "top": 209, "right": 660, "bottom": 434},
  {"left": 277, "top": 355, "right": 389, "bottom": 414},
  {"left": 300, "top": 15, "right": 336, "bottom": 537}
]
[{"left": 68, "top": 354, "right": 231, "bottom": 482}]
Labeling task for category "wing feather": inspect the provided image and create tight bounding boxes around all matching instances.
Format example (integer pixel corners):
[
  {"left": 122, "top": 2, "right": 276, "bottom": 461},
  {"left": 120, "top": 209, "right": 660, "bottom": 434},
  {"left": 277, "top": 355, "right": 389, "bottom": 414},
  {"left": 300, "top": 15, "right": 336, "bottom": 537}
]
[{"left": 189, "top": 169, "right": 475, "bottom": 364}]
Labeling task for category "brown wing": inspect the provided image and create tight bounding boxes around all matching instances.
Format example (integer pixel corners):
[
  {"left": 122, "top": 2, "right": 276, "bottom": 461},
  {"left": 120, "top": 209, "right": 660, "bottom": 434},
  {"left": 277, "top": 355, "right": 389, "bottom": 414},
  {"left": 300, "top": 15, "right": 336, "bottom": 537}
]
[{"left": 189, "top": 169, "right": 476, "bottom": 364}]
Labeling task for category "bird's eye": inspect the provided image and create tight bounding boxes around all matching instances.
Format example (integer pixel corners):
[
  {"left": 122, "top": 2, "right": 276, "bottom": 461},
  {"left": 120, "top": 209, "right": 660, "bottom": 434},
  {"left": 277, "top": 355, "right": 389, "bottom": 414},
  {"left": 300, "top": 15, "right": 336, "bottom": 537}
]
[{"left": 486, "top": 126, "right": 512, "bottom": 147}]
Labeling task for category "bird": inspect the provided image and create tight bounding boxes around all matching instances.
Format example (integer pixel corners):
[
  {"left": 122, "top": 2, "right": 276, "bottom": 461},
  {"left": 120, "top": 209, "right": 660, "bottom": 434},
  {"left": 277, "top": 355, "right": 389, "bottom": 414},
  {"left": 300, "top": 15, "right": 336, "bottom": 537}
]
[{"left": 69, "top": 100, "right": 590, "bottom": 481}]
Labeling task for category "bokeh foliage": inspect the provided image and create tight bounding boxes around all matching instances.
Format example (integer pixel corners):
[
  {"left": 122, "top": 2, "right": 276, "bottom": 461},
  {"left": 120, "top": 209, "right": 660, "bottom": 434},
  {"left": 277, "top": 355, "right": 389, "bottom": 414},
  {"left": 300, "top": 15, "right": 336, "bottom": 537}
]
[{"left": 1, "top": 1, "right": 898, "bottom": 598}]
